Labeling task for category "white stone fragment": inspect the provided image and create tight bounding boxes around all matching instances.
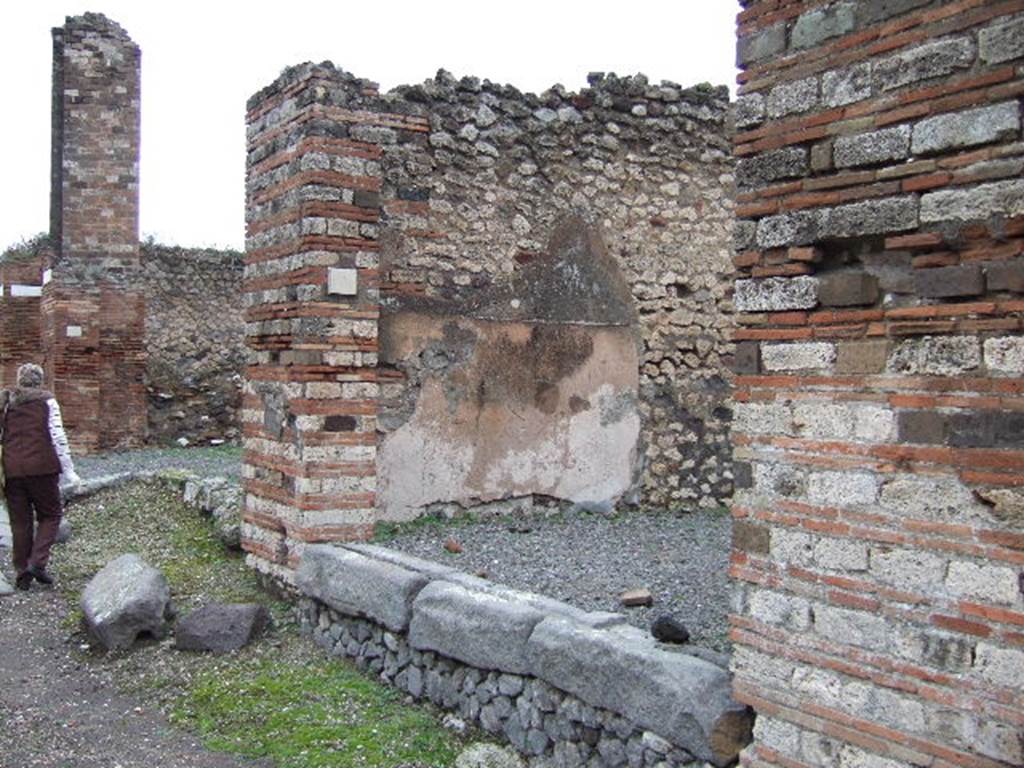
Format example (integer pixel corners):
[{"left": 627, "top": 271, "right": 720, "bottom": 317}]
[
  {"left": 762, "top": 342, "right": 836, "bottom": 371},
  {"left": 985, "top": 336, "right": 1024, "bottom": 374}
]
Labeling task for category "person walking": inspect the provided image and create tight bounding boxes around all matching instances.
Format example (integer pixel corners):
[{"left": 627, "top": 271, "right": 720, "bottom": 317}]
[{"left": 1, "top": 363, "right": 80, "bottom": 591}]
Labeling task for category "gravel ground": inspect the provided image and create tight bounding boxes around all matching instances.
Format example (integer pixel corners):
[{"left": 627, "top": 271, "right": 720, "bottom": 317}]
[
  {"left": 381, "top": 508, "right": 734, "bottom": 653},
  {"left": 74, "top": 445, "right": 242, "bottom": 481}
]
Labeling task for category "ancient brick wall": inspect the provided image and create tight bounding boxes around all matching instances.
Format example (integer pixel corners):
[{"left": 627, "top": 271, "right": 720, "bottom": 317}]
[
  {"left": 730, "top": 3, "right": 1024, "bottom": 767},
  {"left": 242, "top": 66, "right": 394, "bottom": 581},
  {"left": 141, "top": 243, "right": 245, "bottom": 445},
  {"left": 45, "top": 13, "right": 146, "bottom": 453},
  {"left": 0, "top": 242, "right": 50, "bottom": 387}
]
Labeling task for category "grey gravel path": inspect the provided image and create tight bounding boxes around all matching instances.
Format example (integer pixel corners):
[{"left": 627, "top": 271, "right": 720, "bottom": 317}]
[
  {"left": 381, "top": 508, "right": 735, "bottom": 652},
  {"left": 74, "top": 446, "right": 242, "bottom": 480}
]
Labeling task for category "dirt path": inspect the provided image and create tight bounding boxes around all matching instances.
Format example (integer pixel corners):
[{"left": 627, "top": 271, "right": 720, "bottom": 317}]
[{"left": 0, "top": 580, "right": 267, "bottom": 768}]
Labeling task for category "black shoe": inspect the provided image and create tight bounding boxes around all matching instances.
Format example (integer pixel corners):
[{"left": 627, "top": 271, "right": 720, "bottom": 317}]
[
  {"left": 15, "top": 572, "right": 32, "bottom": 591},
  {"left": 28, "top": 566, "right": 54, "bottom": 585}
]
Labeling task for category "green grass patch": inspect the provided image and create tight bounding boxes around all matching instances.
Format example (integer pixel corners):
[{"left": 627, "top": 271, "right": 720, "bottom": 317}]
[
  {"left": 174, "top": 657, "right": 462, "bottom": 767},
  {"left": 58, "top": 479, "right": 477, "bottom": 767}
]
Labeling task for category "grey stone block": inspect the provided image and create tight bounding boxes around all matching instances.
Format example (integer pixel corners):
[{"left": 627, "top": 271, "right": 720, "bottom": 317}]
[
  {"left": 756, "top": 211, "right": 820, "bottom": 249},
  {"left": 822, "top": 62, "right": 873, "bottom": 108},
  {"left": 344, "top": 542, "right": 459, "bottom": 581},
  {"left": 818, "top": 196, "right": 918, "bottom": 239},
  {"left": 767, "top": 77, "right": 820, "bottom": 119},
  {"left": 296, "top": 545, "right": 429, "bottom": 632},
  {"left": 854, "top": 0, "right": 931, "bottom": 25},
  {"left": 175, "top": 603, "right": 269, "bottom": 653},
  {"left": 912, "top": 102, "right": 1020, "bottom": 156},
  {"left": 81, "top": 554, "right": 173, "bottom": 651},
  {"left": 979, "top": 16, "right": 1024, "bottom": 64},
  {"left": 734, "top": 276, "right": 819, "bottom": 312},
  {"left": 527, "top": 618, "right": 752, "bottom": 767},
  {"left": 834, "top": 125, "right": 911, "bottom": 169},
  {"left": 920, "top": 180, "right": 1024, "bottom": 224},
  {"left": 737, "top": 24, "right": 787, "bottom": 66},
  {"left": 409, "top": 581, "right": 545, "bottom": 674},
  {"left": 736, "top": 148, "right": 808, "bottom": 190},
  {"left": 914, "top": 264, "right": 985, "bottom": 298},
  {"left": 818, "top": 272, "right": 880, "bottom": 307},
  {"left": 873, "top": 36, "right": 975, "bottom": 92},
  {"left": 791, "top": 3, "right": 856, "bottom": 50}
]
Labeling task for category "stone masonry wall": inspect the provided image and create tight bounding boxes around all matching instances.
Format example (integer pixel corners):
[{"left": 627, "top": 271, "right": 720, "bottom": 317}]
[
  {"left": 45, "top": 13, "right": 146, "bottom": 453},
  {"left": 141, "top": 243, "right": 245, "bottom": 445},
  {"left": 297, "top": 543, "right": 753, "bottom": 767},
  {"left": 730, "top": 3, "right": 1024, "bottom": 768},
  {"left": 375, "top": 71, "right": 735, "bottom": 512},
  {"left": 242, "top": 63, "right": 734, "bottom": 577}
]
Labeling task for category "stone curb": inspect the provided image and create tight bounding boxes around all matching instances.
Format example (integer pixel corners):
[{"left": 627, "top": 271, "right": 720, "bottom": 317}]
[{"left": 297, "top": 543, "right": 752, "bottom": 766}]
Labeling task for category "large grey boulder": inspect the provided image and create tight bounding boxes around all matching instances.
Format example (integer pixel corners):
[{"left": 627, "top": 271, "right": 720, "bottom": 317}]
[
  {"left": 296, "top": 544, "right": 429, "bottom": 632},
  {"left": 526, "top": 618, "right": 753, "bottom": 767},
  {"left": 81, "top": 554, "right": 173, "bottom": 651},
  {"left": 409, "top": 581, "right": 544, "bottom": 675},
  {"left": 175, "top": 603, "right": 269, "bottom": 653}
]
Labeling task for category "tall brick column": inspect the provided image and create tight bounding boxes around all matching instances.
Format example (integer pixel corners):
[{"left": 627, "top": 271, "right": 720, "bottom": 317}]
[
  {"left": 242, "top": 65, "right": 428, "bottom": 582},
  {"left": 45, "top": 13, "right": 145, "bottom": 452},
  {"left": 730, "top": 4, "right": 1023, "bottom": 767}
]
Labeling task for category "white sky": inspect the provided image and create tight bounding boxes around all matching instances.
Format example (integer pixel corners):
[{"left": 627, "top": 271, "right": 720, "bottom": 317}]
[{"left": 3, "top": 1, "right": 740, "bottom": 251}]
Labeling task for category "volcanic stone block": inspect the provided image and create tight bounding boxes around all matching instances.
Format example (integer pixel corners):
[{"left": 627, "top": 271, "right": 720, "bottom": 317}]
[
  {"left": 834, "top": 125, "right": 911, "bottom": 169},
  {"left": 296, "top": 545, "right": 429, "bottom": 632},
  {"left": 985, "top": 336, "right": 1024, "bottom": 374},
  {"left": 756, "top": 211, "right": 820, "bottom": 249},
  {"left": 735, "top": 276, "right": 819, "bottom": 312},
  {"left": 767, "top": 77, "right": 820, "bottom": 119},
  {"left": 736, "top": 148, "right": 809, "bottom": 190},
  {"left": 818, "top": 197, "right": 919, "bottom": 239},
  {"left": 914, "top": 265, "right": 985, "bottom": 298},
  {"left": 822, "top": 63, "right": 872, "bottom": 108},
  {"left": 734, "top": 93, "right": 765, "bottom": 129},
  {"left": 526, "top": 618, "right": 753, "bottom": 767},
  {"left": 873, "top": 36, "right": 975, "bottom": 92},
  {"left": 761, "top": 342, "right": 836, "bottom": 371},
  {"left": 911, "top": 102, "right": 1020, "bottom": 156},
  {"left": 888, "top": 336, "right": 981, "bottom": 376},
  {"left": 409, "top": 581, "right": 545, "bottom": 674},
  {"left": 818, "top": 272, "right": 880, "bottom": 307},
  {"left": 946, "top": 412, "right": 996, "bottom": 448},
  {"left": 920, "top": 180, "right": 1024, "bottom": 224},
  {"left": 854, "top": 0, "right": 931, "bottom": 25},
  {"left": 81, "top": 554, "right": 173, "bottom": 651}
]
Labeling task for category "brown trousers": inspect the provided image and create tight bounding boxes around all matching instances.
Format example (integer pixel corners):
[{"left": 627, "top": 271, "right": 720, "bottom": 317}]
[{"left": 5, "top": 473, "right": 62, "bottom": 575}]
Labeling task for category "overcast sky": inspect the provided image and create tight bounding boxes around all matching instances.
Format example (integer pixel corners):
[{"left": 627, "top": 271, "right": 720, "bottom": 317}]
[{"left": 4, "top": 2, "right": 740, "bottom": 251}]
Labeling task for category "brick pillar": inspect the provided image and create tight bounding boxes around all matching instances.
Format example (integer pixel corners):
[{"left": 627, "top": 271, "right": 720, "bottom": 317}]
[
  {"left": 0, "top": 247, "right": 49, "bottom": 386},
  {"left": 45, "top": 13, "right": 145, "bottom": 452},
  {"left": 242, "top": 65, "right": 427, "bottom": 582},
  {"left": 730, "top": 4, "right": 1024, "bottom": 768}
]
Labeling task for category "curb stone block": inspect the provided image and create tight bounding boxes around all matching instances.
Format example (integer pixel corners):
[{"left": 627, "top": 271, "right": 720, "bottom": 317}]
[
  {"left": 409, "top": 581, "right": 544, "bottom": 675},
  {"left": 526, "top": 617, "right": 752, "bottom": 767},
  {"left": 296, "top": 545, "right": 429, "bottom": 632}
]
